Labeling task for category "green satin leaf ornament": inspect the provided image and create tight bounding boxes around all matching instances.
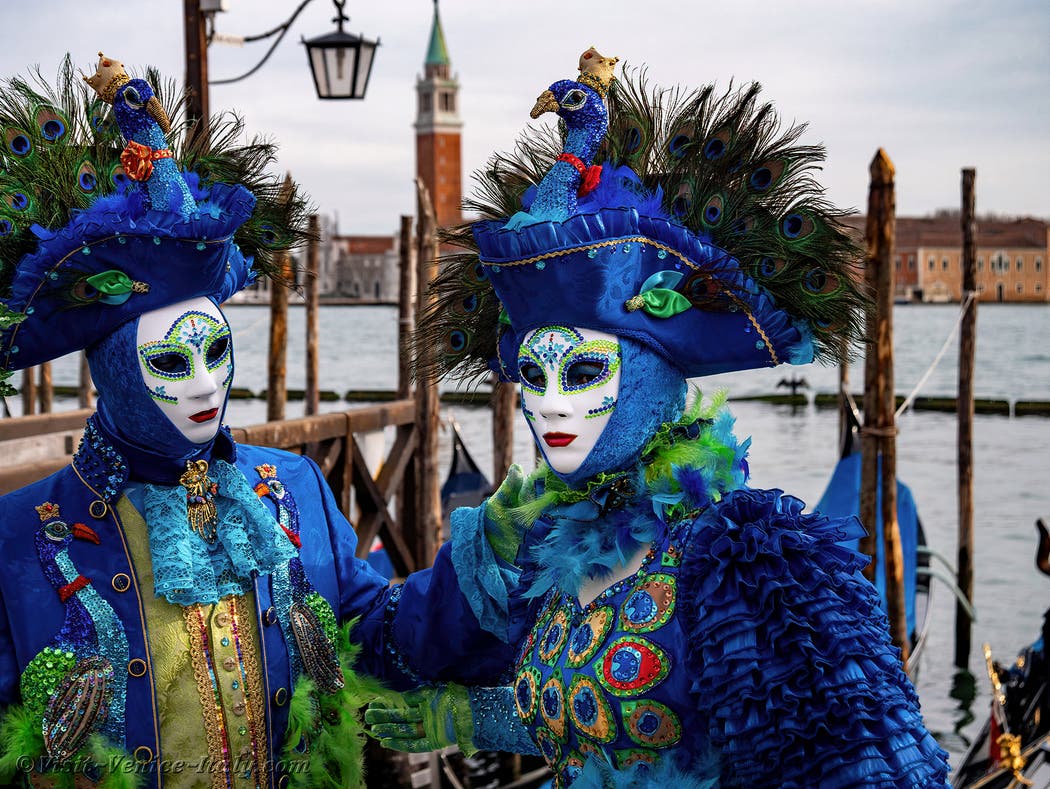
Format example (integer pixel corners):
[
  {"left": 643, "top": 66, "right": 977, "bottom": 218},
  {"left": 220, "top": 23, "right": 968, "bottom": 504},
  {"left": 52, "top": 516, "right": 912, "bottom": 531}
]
[
  {"left": 642, "top": 288, "right": 691, "bottom": 318},
  {"left": 86, "top": 270, "right": 136, "bottom": 305},
  {"left": 624, "top": 269, "right": 691, "bottom": 318}
]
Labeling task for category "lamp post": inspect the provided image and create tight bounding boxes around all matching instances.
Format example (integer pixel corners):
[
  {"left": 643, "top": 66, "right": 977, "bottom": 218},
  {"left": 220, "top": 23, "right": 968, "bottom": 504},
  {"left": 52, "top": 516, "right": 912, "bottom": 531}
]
[
  {"left": 302, "top": 0, "right": 380, "bottom": 100},
  {"left": 196, "top": 0, "right": 380, "bottom": 101}
]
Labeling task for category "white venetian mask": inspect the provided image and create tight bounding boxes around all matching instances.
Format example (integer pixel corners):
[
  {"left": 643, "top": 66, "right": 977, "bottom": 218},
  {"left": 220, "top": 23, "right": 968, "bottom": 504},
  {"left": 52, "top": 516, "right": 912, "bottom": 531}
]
[
  {"left": 136, "top": 297, "right": 233, "bottom": 444},
  {"left": 518, "top": 326, "right": 621, "bottom": 475}
]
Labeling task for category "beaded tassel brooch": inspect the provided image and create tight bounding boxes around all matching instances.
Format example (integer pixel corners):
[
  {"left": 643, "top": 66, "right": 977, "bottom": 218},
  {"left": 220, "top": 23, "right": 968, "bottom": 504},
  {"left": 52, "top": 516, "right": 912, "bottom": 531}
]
[{"left": 180, "top": 459, "right": 218, "bottom": 542}]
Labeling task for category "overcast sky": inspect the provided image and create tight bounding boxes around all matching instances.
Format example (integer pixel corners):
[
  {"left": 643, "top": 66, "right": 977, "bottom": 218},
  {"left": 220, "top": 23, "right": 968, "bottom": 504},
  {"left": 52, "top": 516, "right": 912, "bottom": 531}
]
[{"left": 2, "top": 1, "right": 1046, "bottom": 235}]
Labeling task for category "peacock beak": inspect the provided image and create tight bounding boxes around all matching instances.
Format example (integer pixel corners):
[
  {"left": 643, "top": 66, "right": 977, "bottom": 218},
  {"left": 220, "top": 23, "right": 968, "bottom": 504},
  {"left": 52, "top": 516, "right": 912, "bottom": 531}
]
[
  {"left": 72, "top": 522, "right": 101, "bottom": 545},
  {"left": 146, "top": 95, "right": 172, "bottom": 135},
  {"left": 530, "top": 90, "right": 559, "bottom": 119}
]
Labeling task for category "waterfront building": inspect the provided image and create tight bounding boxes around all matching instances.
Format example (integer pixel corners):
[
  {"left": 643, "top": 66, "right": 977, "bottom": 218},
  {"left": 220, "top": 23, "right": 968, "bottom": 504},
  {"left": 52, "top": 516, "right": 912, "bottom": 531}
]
[
  {"left": 845, "top": 215, "right": 1048, "bottom": 303},
  {"left": 329, "top": 233, "right": 400, "bottom": 302}
]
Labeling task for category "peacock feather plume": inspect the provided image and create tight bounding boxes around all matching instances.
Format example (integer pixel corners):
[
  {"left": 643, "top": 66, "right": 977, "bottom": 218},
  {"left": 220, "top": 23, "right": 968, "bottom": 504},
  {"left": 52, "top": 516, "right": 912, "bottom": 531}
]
[
  {"left": 0, "top": 56, "right": 310, "bottom": 301},
  {"left": 416, "top": 65, "right": 868, "bottom": 384}
]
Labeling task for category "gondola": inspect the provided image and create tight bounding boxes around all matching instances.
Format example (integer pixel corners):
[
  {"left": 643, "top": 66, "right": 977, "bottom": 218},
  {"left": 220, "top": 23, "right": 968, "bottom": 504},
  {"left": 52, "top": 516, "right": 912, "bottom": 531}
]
[
  {"left": 951, "top": 520, "right": 1050, "bottom": 789},
  {"left": 814, "top": 398, "right": 967, "bottom": 675},
  {"left": 440, "top": 418, "right": 493, "bottom": 527}
]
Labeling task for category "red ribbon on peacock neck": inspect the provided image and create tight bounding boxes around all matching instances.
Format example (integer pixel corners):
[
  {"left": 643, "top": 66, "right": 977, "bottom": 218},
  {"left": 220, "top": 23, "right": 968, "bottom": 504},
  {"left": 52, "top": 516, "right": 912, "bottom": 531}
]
[
  {"left": 58, "top": 574, "right": 91, "bottom": 602},
  {"left": 556, "top": 152, "right": 602, "bottom": 196},
  {"left": 120, "top": 140, "right": 174, "bottom": 182}
]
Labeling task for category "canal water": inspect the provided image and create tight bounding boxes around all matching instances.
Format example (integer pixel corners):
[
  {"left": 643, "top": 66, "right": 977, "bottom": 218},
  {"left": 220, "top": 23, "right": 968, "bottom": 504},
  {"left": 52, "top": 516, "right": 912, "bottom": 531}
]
[{"left": 34, "top": 302, "right": 1050, "bottom": 768}]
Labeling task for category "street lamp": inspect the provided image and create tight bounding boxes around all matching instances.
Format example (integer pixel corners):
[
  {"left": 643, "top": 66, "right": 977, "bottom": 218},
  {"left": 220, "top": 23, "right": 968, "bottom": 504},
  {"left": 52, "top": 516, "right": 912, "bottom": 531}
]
[{"left": 302, "top": 0, "right": 380, "bottom": 100}]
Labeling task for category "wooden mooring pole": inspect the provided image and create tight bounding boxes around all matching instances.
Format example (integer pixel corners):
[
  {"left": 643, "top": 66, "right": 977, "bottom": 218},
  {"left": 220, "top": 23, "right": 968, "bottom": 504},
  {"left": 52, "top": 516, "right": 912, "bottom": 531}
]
[
  {"left": 956, "top": 168, "right": 977, "bottom": 667},
  {"left": 413, "top": 180, "right": 441, "bottom": 567},
  {"left": 38, "top": 362, "right": 52, "bottom": 414},
  {"left": 304, "top": 214, "right": 320, "bottom": 417},
  {"left": 492, "top": 379, "right": 515, "bottom": 483},
  {"left": 862, "top": 149, "right": 909, "bottom": 664},
  {"left": 397, "top": 215, "right": 415, "bottom": 400},
  {"left": 78, "top": 351, "right": 94, "bottom": 409},
  {"left": 266, "top": 175, "right": 293, "bottom": 422},
  {"left": 21, "top": 367, "right": 36, "bottom": 417}
]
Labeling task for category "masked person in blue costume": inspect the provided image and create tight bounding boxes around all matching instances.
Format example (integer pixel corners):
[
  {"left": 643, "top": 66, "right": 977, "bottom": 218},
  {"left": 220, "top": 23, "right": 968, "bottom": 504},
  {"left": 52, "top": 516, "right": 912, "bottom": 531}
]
[
  {"left": 0, "top": 55, "right": 534, "bottom": 789},
  {"left": 366, "top": 49, "right": 952, "bottom": 788}
]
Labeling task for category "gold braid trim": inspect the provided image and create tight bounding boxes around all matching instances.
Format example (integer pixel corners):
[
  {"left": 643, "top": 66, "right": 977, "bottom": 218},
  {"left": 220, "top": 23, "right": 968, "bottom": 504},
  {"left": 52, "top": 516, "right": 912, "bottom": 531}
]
[
  {"left": 184, "top": 604, "right": 232, "bottom": 789},
  {"left": 484, "top": 236, "right": 779, "bottom": 365},
  {"left": 231, "top": 595, "right": 269, "bottom": 789}
]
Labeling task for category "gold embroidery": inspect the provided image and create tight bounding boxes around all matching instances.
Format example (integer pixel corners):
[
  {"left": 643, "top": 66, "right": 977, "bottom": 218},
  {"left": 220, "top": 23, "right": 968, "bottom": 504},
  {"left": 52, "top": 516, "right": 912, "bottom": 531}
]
[
  {"left": 184, "top": 604, "right": 231, "bottom": 789},
  {"left": 484, "top": 236, "right": 779, "bottom": 365},
  {"left": 233, "top": 596, "right": 269, "bottom": 788}
]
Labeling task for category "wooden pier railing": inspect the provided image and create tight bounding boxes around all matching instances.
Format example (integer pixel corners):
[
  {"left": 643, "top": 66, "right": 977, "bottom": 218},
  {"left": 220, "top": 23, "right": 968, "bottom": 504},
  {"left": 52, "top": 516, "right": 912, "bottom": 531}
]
[
  {"left": 231, "top": 400, "right": 424, "bottom": 575},
  {"left": 0, "top": 402, "right": 427, "bottom": 577}
]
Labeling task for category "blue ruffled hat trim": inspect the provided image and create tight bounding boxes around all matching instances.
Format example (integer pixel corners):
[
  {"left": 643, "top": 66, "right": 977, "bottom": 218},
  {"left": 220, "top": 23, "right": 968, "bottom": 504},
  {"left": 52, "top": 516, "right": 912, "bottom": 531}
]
[
  {"left": 474, "top": 205, "right": 813, "bottom": 378},
  {"left": 1, "top": 174, "right": 256, "bottom": 369}
]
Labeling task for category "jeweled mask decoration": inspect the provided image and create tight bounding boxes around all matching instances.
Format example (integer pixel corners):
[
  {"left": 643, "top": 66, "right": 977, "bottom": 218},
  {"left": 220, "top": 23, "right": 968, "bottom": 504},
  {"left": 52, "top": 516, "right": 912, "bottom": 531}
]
[
  {"left": 136, "top": 297, "right": 233, "bottom": 443},
  {"left": 518, "top": 326, "right": 621, "bottom": 475}
]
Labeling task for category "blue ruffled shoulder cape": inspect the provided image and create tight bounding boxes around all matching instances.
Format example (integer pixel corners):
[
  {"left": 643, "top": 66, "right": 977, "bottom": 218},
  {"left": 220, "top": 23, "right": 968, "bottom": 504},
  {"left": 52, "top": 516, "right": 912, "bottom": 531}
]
[{"left": 678, "top": 488, "right": 951, "bottom": 788}]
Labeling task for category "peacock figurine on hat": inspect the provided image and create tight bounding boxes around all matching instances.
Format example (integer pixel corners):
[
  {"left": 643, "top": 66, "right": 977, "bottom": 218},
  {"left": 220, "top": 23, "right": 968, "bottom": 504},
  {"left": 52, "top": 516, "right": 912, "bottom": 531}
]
[
  {"left": 418, "top": 47, "right": 868, "bottom": 386},
  {"left": 0, "top": 55, "right": 307, "bottom": 394},
  {"left": 388, "top": 48, "right": 952, "bottom": 788}
]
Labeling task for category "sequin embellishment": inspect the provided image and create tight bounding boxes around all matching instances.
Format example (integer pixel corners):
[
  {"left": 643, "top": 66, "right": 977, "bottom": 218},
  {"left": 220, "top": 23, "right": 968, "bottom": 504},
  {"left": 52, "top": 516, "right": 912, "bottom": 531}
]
[
  {"left": 539, "top": 671, "right": 567, "bottom": 740},
  {"left": 595, "top": 636, "right": 670, "bottom": 696},
  {"left": 538, "top": 609, "right": 570, "bottom": 665},
  {"left": 619, "top": 573, "right": 676, "bottom": 633},
  {"left": 622, "top": 699, "right": 681, "bottom": 748},
  {"left": 567, "top": 674, "right": 616, "bottom": 743},
  {"left": 515, "top": 666, "right": 541, "bottom": 721},
  {"left": 565, "top": 605, "right": 614, "bottom": 668}
]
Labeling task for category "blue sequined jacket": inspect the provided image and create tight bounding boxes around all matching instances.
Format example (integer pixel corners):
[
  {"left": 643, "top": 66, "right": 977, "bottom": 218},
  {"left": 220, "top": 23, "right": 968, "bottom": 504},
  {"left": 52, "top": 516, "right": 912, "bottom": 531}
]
[
  {"left": 0, "top": 435, "right": 523, "bottom": 788},
  {"left": 453, "top": 483, "right": 953, "bottom": 788}
]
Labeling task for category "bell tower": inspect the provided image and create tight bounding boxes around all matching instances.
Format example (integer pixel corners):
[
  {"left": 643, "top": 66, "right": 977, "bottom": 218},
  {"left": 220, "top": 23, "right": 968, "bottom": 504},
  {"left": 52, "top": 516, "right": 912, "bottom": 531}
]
[{"left": 415, "top": 0, "right": 462, "bottom": 229}]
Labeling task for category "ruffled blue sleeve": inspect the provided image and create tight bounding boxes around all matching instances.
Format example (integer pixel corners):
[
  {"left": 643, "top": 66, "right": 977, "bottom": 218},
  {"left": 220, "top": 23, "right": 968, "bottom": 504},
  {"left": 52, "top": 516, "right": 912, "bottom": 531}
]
[{"left": 679, "top": 488, "right": 950, "bottom": 788}]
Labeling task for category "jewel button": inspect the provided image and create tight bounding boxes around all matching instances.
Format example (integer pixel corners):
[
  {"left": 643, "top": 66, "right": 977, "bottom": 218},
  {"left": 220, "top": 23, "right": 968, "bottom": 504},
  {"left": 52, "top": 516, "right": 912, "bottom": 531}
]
[{"left": 223, "top": 657, "right": 237, "bottom": 672}]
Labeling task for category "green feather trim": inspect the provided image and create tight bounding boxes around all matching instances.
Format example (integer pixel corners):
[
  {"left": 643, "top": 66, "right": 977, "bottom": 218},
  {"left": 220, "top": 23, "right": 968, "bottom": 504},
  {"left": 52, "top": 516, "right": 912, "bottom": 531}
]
[
  {"left": 498, "top": 388, "right": 747, "bottom": 529},
  {"left": 281, "top": 618, "right": 393, "bottom": 789},
  {"left": 0, "top": 706, "right": 144, "bottom": 788},
  {"left": 0, "top": 702, "right": 44, "bottom": 781}
]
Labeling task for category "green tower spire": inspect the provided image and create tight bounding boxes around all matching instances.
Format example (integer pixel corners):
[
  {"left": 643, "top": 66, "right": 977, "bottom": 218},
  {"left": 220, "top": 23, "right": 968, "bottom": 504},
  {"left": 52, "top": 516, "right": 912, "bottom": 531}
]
[{"left": 426, "top": 0, "right": 450, "bottom": 67}]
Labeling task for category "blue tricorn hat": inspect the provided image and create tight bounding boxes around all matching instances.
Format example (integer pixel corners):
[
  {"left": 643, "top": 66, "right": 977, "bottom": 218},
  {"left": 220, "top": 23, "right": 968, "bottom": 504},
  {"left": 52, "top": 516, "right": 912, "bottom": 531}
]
[
  {"left": 474, "top": 202, "right": 814, "bottom": 379},
  {"left": 0, "top": 181, "right": 255, "bottom": 370},
  {"left": 415, "top": 61, "right": 867, "bottom": 384},
  {"left": 0, "top": 55, "right": 310, "bottom": 389}
]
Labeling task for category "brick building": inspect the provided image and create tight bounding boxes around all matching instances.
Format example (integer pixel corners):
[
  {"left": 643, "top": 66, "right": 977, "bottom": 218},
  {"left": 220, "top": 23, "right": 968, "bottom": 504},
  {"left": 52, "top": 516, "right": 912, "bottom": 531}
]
[
  {"left": 414, "top": 0, "right": 462, "bottom": 230},
  {"left": 844, "top": 215, "right": 1048, "bottom": 303},
  {"left": 329, "top": 234, "right": 400, "bottom": 302}
]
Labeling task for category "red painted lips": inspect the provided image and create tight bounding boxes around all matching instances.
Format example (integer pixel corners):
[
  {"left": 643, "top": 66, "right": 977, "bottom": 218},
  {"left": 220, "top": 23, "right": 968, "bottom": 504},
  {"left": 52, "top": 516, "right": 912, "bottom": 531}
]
[
  {"left": 189, "top": 408, "right": 219, "bottom": 423},
  {"left": 543, "top": 432, "right": 577, "bottom": 448}
]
